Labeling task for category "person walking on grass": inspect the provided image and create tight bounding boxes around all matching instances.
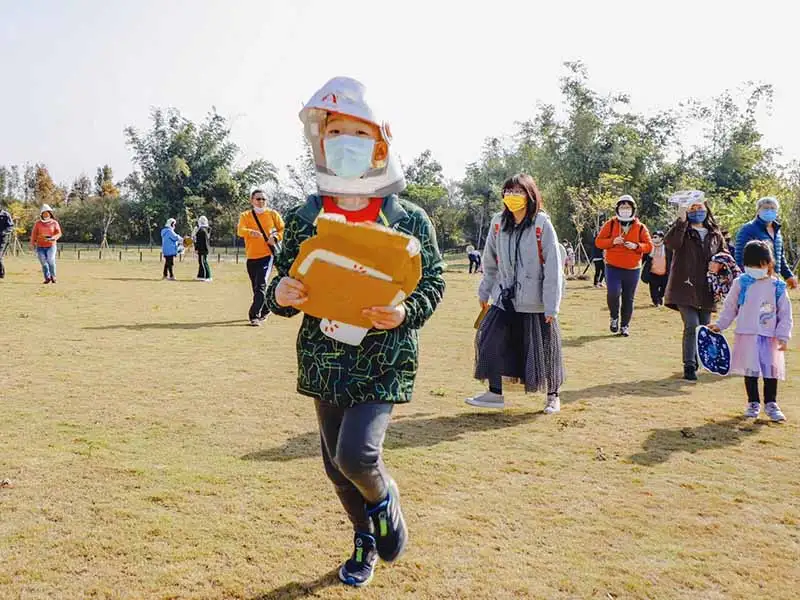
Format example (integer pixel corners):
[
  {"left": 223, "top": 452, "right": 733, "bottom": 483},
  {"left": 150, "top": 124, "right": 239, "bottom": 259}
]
[
  {"left": 595, "top": 195, "right": 653, "bottom": 337},
  {"left": 30, "top": 205, "right": 62, "bottom": 284},
  {"left": 710, "top": 240, "right": 793, "bottom": 422},
  {"left": 641, "top": 230, "right": 671, "bottom": 307},
  {"left": 591, "top": 240, "right": 605, "bottom": 287},
  {"left": 466, "top": 244, "right": 482, "bottom": 274},
  {"left": 267, "top": 76, "right": 445, "bottom": 588},
  {"left": 734, "top": 196, "right": 798, "bottom": 290},
  {"left": 0, "top": 205, "right": 13, "bottom": 279},
  {"left": 194, "top": 215, "right": 212, "bottom": 281},
  {"left": 564, "top": 242, "right": 576, "bottom": 277},
  {"left": 238, "top": 189, "right": 284, "bottom": 326},
  {"left": 160, "top": 218, "right": 182, "bottom": 280},
  {"left": 467, "top": 173, "right": 565, "bottom": 414},
  {"left": 664, "top": 197, "right": 724, "bottom": 381}
]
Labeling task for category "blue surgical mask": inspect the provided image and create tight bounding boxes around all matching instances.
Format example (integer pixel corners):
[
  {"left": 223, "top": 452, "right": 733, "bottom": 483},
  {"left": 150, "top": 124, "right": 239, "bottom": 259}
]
[
  {"left": 744, "top": 267, "right": 768, "bottom": 280},
  {"left": 758, "top": 209, "right": 777, "bottom": 223},
  {"left": 323, "top": 135, "right": 375, "bottom": 179},
  {"left": 687, "top": 210, "right": 707, "bottom": 223}
]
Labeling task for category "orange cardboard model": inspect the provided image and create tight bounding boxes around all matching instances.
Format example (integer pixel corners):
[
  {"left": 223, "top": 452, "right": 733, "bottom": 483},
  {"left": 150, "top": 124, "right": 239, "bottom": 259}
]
[{"left": 289, "top": 214, "right": 422, "bottom": 330}]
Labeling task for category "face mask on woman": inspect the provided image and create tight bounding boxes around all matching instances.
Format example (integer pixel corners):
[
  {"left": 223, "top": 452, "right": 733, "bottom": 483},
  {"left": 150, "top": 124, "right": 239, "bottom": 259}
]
[
  {"left": 652, "top": 236, "right": 663, "bottom": 245},
  {"left": 503, "top": 194, "right": 527, "bottom": 213},
  {"left": 617, "top": 208, "right": 633, "bottom": 220},
  {"left": 758, "top": 208, "right": 778, "bottom": 223},
  {"left": 687, "top": 210, "right": 707, "bottom": 224}
]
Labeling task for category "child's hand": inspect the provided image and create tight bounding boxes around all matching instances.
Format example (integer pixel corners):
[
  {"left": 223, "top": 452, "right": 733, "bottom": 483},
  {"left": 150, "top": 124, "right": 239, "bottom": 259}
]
[
  {"left": 363, "top": 304, "right": 406, "bottom": 330},
  {"left": 708, "top": 324, "right": 721, "bottom": 333},
  {"left": 275, "top": 277, "right": 307, "bottom": 307},
  {"left": 778, "top": 340, "right": 788, "bottom": 351}
]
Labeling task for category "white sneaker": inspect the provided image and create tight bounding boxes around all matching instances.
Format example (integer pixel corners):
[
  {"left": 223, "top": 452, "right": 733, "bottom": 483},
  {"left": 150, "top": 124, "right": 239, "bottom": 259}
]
[
  {"left": 610, "top": 318, "right": 619, "bottom": 334},
  {"left": 744, "top": 402, "right": 760, "bottom": 419},
  {"left": 204, "top": 278, "right": 213, "bottom": 282},
  {"left": 544, "top": 394, "right": 561, "bottom": 414},
  {"left": 465, "top": 391, "right": 505, "bottom": 409},
  {"left": 249, "top": 319, "right": 262, "bottom": 327},
  {"left": 765, "top": 402, "right": 786, "bottom": 422}
]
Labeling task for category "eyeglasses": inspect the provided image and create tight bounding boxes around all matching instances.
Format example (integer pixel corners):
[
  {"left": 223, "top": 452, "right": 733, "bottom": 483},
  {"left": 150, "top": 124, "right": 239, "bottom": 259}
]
[{"left": 253, "top": 197, "right": 266, "bottom": 202}]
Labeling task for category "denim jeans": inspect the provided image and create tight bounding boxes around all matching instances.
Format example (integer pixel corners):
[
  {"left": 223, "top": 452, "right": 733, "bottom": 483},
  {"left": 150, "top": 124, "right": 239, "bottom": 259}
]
[
  {"left": 36, "top": 245, "right": 57, "bottom": 280},
  {"left": 315, "top": 400, "right": 394, "bottom": 532},
  {"left": 677, "top": 305, "right": 712, "bottom": 369}
]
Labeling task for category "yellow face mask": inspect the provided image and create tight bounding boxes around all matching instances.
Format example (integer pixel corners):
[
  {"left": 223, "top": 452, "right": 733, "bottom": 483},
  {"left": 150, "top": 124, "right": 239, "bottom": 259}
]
[{"left": 503, "top": 194, "right": 527, "bottom": 213}]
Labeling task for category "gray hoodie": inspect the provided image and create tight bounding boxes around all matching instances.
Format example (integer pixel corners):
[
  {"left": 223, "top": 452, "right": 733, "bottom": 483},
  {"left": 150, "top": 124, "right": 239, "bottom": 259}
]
[{"left": 478, "top": 211, "right": 564, "bottom": 317}]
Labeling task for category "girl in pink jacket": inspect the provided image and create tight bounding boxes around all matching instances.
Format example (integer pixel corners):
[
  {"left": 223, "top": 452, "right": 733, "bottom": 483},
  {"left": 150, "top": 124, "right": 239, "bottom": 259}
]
[{"left": 711, "top": 240, "right": 793, "bottom": 421}]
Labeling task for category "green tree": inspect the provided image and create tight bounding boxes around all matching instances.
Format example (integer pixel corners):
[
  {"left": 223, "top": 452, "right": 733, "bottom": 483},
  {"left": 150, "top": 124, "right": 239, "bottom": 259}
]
[{"left": 124, "top": 108, "right": 278, "bottom": 238}]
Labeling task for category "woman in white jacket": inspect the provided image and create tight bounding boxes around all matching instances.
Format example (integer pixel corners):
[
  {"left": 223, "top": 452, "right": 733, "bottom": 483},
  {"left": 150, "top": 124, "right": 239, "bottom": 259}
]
[{"left": 467, "top": 174, "right": 566, "bottom": 412}]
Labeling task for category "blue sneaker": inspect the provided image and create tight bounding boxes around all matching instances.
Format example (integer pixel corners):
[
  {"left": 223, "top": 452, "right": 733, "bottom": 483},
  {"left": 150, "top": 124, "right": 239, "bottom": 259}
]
[
  {"left": 367, "top": 478, "right": 408, "bottom": 562},
  {"left": 338, "top": 532, "right": 378, "bottom": 587}
]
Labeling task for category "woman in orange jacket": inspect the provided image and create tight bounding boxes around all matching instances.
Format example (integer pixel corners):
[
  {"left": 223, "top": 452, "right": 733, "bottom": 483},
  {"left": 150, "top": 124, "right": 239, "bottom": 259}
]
[
  {"left": 595, "top": 195, "right": 653, "bottom": 336},
  {"left": 30, "top": 204, "right": 62, "bottom": 284}
]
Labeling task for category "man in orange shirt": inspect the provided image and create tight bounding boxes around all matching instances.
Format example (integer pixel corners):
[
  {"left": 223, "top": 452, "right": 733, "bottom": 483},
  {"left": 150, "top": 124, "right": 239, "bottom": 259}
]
[{"left": 237, "top": 189, "right": 285, "bottom": 326}]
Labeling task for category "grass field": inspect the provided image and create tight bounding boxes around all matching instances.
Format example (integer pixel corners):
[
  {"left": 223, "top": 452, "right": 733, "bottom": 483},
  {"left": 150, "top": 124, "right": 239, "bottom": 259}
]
[{"left": 1, "top": 255, "right": 799, "bottom": 600}]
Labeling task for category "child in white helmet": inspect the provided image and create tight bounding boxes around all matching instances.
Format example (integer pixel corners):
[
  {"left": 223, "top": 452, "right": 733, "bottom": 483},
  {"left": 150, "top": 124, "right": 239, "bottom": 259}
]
[{"left": 266, "top": 77, "right": 445, "bottom": 587}]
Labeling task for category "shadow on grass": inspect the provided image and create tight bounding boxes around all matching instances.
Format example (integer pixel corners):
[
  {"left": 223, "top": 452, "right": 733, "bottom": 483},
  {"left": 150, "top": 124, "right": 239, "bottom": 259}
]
[
  {"left": 559, "top": 374, "right": 715, "bottom": 403},
  {"left": 103, "top": 277, "right": 196, "bottom": 282},
  {"left": 83, "top": 319, "right": 245, "bottom": 331},
  {"left": 629, "top": 418, "right": 766, "bottom": 466},
  {"left": 250, "top": 569, "right": 339, "bottom": 600},
  {"left": 562, "top": 334, "right": 608, "bottom": 348},
  {"left": 242, "top": 411, "right": 541, "bottom": 462}
]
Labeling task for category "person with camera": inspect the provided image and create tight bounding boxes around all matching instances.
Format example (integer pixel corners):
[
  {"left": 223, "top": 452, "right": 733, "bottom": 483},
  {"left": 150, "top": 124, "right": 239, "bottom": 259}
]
[
  {"left": 237, "top": 189, "right": 285, "bottom": 326},
  {"left": 466, "top": 174, "right": 565, "bottom": 413}
]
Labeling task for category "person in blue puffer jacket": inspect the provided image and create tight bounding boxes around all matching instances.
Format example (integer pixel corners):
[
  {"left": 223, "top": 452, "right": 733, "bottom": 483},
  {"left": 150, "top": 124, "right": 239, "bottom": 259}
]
[
  {"left": 160, "top": 218, "right": 182, "bottom": 280},
  {"left": 734, "top": 197, "right": 798, "bottom": 290}
]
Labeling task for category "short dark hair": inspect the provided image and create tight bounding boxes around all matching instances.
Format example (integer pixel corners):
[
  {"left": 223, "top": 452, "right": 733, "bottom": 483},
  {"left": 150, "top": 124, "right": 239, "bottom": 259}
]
[
  {"left": 742, "top": 240, "right": 774, "bottom": 268},
  {"left": 250, "top": 189, "right": 265, "bottom": 199},
  {"left": 501, "top": 174, "right": 543, "bottom": 232}
]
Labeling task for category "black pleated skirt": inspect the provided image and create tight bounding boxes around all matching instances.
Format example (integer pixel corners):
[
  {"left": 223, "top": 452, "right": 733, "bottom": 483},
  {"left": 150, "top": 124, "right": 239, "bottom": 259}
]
[{"left": 474, "top": 306, "right": 566, "bottom": 394}]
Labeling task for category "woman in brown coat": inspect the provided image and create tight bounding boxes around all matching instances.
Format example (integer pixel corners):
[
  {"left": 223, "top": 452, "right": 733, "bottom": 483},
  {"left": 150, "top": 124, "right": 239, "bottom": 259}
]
[{"left": 664, "top": 198, "right": 724, "bottom": 380}]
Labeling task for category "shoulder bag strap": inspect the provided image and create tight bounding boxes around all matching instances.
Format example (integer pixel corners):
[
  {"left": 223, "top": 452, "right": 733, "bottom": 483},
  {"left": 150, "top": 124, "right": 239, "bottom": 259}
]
[{"left": 251, "top": 209, "right": 271, "bottom": 245}]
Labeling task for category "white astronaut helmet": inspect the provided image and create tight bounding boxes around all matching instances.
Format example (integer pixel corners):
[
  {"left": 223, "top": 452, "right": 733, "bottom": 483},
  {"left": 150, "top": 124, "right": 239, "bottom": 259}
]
[{"left": 299, "top": 76, "right": 405, "bottom": 198}]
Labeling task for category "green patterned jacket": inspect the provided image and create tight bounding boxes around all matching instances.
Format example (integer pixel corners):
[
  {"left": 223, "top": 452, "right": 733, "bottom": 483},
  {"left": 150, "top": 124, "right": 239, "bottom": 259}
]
[{"left": 265, "top": 195, "right": 446, "bottom": 407}]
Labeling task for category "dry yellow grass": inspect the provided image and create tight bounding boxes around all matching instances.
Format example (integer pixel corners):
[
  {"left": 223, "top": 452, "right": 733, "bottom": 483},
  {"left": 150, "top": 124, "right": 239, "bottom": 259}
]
[{"left": 1, "top": 255, "right": 799, "bottom": 600}]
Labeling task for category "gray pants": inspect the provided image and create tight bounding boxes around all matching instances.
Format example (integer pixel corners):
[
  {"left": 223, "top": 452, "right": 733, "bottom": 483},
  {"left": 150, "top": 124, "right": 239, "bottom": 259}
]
[
  {"left": 315, "top": 400, "right": 393, "bottom": 532},
  {"left": 678, "top": 305, "right": 712, "bottom": 369}
]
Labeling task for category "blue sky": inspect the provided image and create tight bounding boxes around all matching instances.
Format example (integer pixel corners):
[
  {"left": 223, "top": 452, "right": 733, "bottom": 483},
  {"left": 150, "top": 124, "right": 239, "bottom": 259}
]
[{"left": 1, "top": 0, "right": 798, "bottom": 187}]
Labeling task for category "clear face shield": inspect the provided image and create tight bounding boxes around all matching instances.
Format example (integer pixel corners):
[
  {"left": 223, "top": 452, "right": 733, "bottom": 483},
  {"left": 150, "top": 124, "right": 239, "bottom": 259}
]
[
  {"left": 299, "top": 77, "right": 405, "bottom": 198},
  {"left": 303, "top": 109, "right": 405, "bottom": 198}
]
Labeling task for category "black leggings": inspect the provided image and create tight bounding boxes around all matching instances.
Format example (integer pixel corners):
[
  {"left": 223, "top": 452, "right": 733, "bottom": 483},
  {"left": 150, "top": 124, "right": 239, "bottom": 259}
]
[
  {"left": 606, "top": 265, "right": 639, "bottom": 327},
  {"left": 593, "top": 260, "right": 605, "bottom": 285},
  {"left": 745, "top": 377, "right": 777, "bottom": 404},
  {"left": 648, "top": 274, "right": 669, "bottom": 306},
  {"left": 163, "top": 255, "right": 175, "bottom": 278}
]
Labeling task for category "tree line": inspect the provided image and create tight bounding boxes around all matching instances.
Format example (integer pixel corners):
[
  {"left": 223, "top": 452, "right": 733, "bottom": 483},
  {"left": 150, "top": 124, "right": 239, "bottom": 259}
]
[{"left": 2, "top": 62, "right": 799, "bottom": 259}]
